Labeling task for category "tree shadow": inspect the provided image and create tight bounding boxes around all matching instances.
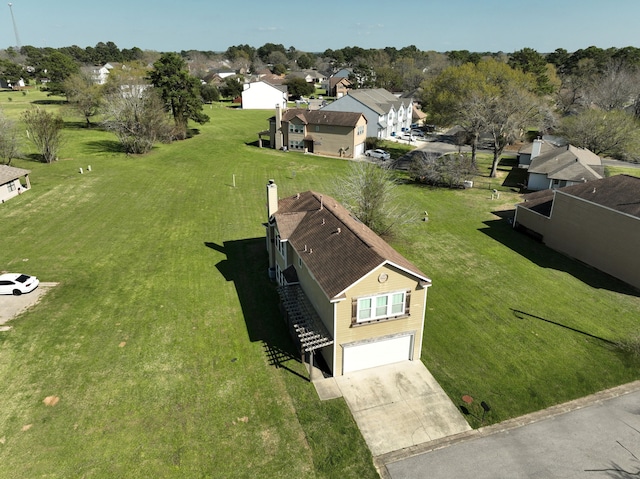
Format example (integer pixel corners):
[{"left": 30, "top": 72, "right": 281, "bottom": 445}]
[
  {"left": 204, "top": 239, "right": 307, "bottom": 381},
  {"left": 479, "top": 214, "right": 640, "bottom": 297},
  {"left": 82, "top": 140, "right": 126, "bottom": 154},
  {"left": 64, "top": 121, "right": 107, "bottom": 131},
  {"left": 32, "top": 99, "right": 67, "bottom": 105}
]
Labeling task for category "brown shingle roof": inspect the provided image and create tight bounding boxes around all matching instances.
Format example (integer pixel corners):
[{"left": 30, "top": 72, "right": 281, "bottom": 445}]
[
  {"left": 282, "top": 108, "right": 364, "bottom": 127},
  {"left": 518, "top": 174, "right": 640, "bottom": 218},
  {"left": 272, "top": 191, "right": 430, "bottom": 300}
]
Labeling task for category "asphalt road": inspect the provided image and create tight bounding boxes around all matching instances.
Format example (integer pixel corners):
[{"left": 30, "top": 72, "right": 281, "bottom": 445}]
[{"left": 383, "top": 383, "right": 640, "bottom": 479}]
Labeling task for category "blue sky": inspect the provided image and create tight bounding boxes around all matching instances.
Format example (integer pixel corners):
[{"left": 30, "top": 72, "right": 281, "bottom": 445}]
[{"left": 2, "top": 0, "right": 639, "bottom": 54}]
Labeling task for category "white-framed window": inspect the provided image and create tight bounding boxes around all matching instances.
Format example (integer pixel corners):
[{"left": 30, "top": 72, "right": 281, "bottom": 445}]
[
  {"left": 357, "top": 125, "right": 365, "bottom": 135},
  {"left": 355, "top": 291, "right": 407, "bottom": 324},
  {"left": 7, "top": 181, "right": 16, "bottom": 192},
  {"left": 289, "top": 140, "right": 304, "bottom": 150},
  {"left": 289, "top": 123, "right": 304, "bottom": 134}
]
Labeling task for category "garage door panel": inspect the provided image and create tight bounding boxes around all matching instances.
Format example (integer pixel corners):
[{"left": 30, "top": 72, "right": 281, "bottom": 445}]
[{"left": 343, "top": 334, "right": 413, "bottom": 374}]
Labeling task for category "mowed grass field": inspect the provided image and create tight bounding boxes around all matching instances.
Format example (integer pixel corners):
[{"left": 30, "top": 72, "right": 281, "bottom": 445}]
[{"left": 1, "top": 89, "right": 640, "bottom": 477}]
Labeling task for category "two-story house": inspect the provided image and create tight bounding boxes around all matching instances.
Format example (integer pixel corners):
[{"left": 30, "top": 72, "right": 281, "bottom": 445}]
[
  {"left": 320, "top": 88, "right": 413, "bottom": 139},
  {"left": 265, "top": 180, "right": 432, "bottom": 377},
  {"left": 266, "top": 106, "right": 367, "bottom": 158}
]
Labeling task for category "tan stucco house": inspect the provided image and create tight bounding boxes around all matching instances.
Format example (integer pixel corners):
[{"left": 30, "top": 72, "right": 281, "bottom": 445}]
[
  {"left": 0, "top": 165, "right": 31, "bottom": 203},
  {"left": 513, "top": 174, "right": 640, "bottom": 290},
  {"left": 265, "top": 180, "right": 432, "bottom": 377},
  {"left": 264, "top": 106, "right": 367, "bottom": 158}
]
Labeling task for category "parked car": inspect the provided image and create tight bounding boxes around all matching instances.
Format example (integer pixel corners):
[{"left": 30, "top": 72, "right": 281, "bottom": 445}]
[
  {"left": 410, "top": 129, "right": 425, "bottom": 137},
  {"left": 0, "top": 273, "right": 39, "bottom": 296},
  {"left": 401, "top": 133, "right": 416, "bottom": 142},
  {"left": 365, "top": 149, "right": 391, "bottom": 160}
]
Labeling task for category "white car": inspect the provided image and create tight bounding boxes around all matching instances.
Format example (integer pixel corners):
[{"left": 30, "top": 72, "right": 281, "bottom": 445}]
[
  {"left": 410, "top": 129, "right": 425, "bottom": 137},
  {"left": 365, "top": 149, "right": 391, "bottom": 160},
  {"left": 401, "top": 132, "right": 416, "bottom": 141},
  {"left": 0, "top": 273, "right": 40, "bottom": 295}
]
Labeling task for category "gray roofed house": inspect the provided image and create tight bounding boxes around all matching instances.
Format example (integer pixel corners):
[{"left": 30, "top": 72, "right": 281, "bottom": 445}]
[
  {"left": 0, "top": 164, "right": 31, "bottom": 203},
  {"left": 514, "top": 174, "right": 640, "bottom": 290},
  {"left": 320, "top": 88, "right": 413, "bottom": 139},
  {"left": 526, "top": 144, "right": 603, "bottom": 191}
]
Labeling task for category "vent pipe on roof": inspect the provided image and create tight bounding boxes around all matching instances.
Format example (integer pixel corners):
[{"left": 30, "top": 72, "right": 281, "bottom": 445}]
[{"left": 319, "top": 195, "right": 323, "bottom": 210}]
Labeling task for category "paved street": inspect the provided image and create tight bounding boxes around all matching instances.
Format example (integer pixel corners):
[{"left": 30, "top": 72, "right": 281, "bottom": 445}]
[{"left": 381, "top": 382, "right": 640, "bottom": 479}]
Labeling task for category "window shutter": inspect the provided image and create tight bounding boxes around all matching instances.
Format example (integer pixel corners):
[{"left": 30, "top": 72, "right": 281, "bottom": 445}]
[
  {"left": 405, "top": 290, "right": 411, "bottom": 316},
  {"left": 351, "top": 298, "right": 358, "bottom": 323}
]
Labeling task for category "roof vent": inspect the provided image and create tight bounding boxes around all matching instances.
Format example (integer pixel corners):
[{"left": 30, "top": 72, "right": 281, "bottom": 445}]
[
  {"left": 296, "top": 192, "right": 300, "bottom": 199},
  {"left": 592, "top": 188, "right": 596, "bottom": 193},
  {"left": 319, "top": 195, "right": 324, "bottom": 210},
  {"left": 336, "top": 228, "right": 341, "bottom": 234},
  {"left": 322, "top": 218, "right": 325, "bottom": 225}
]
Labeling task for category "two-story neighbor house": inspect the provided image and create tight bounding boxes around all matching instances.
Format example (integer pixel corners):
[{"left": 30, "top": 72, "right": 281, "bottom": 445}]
[
  {"left": 265, "top": 180, "right": 432, "bottom": 377},
  {"left": 266, "top": 106, "right": 367, "bottom": 158},
  {"left": 513, "top": 174, "right": 640, "bottom": 290},
  {"left": 320, "top": 88, "right": 413, "bottom": 139},
  {"left": 241, "top": 80, "right": 288, "bottom": 109}
]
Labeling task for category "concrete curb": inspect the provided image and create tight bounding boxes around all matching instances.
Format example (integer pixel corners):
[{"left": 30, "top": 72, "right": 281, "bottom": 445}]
[{"left": 375, "top": 379, "right": 640, "bottom": 478}]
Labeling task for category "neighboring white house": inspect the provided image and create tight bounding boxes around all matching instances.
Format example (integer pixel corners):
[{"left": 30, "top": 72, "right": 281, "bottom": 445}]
[
  {"left": 0, "top": 165, "right": 31, "bottom": 203},
  {"left": 241, "top": 81, "right": 288, "bottom": 109},
  {"left": 80, "top": 65, "right": 111, "bottom": 85},
  {"left": 320, "top": 88, "right": 413, "bottom": 139}
]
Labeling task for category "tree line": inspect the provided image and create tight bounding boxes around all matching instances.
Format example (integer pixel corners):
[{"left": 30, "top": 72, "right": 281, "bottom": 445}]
[{"left": 2, "top": 41, "right": 640, "bottom": 167}]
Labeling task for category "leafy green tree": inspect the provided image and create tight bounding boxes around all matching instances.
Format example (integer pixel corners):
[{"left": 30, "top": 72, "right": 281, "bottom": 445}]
[
  {"left": 284, "top": 77, "right": 314, "bottom": 99},
  {"left": 40, "top": 51, "right": 79, "bottom": 96},
  {"left": 272, "top": 63, "right": 287, "bottom": 75},
  {"left": 559, "top": 109, "right": 640, "bottom": 161},
  {"left": 257, "top": 43, "right": 286, "bottom": 63},
  {"left": 373, "top": 66, "right": 402, "bottom": 91},
  {"left": 296, "top": 53, "right": 315, "bottom": 70},
  {"left": 148, "top": 52, "right": 209, "bottom": 139},
  {"left": 23, "top": 107, "right": 65, "bottom": 163},
  {"left": 509, "top": 47, "right": 558, "bottom": 94},
  {"left": 200, "top": 84, "right": 220, "bottom": 103},
  {"left": 0, "top": 112, "right": 20, "bottom": 165},
  {"left": 0, "top": 59, "right": 24, "bottom": 86},
  {"left": 421, "top": 59, "right": 550, "bottom": 176},
  {"left": 219, "top": 77, "right": 243, "bottom": 99},
  {"left": 63, "top": 73, "right": 103, "bottom": 126}
]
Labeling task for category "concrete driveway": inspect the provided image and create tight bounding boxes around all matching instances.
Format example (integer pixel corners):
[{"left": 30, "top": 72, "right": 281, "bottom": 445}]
[
  {"left": 0, "top": 282, "right": 57, "bottom": 330},
  {"left": 314, "top": 361, "right": 471, "bottom": 456}
]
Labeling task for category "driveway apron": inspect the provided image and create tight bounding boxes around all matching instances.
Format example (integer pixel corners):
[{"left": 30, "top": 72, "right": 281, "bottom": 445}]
[{"left": 331, "top": 360, "right": 471, "bottom": 456}]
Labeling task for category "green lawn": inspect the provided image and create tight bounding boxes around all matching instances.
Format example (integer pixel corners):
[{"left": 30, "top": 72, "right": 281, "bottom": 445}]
[{"left": 1, "top": 93, "right": 640, "bottom": 477}]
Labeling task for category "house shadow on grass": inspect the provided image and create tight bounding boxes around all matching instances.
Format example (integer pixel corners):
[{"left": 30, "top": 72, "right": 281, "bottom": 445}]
[
  {"left": 205, "top": 239, "right": 308, "bottom": 382},
  {"left": 479, "top": 214, "right": 640, "bottom": 297}
]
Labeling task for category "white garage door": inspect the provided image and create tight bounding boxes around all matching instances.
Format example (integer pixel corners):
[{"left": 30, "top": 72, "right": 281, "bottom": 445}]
[{"left": 343, "top": 334, "right": 413, "bottom": 374}]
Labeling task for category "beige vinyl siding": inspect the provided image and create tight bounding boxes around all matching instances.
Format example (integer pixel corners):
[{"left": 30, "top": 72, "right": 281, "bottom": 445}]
[
  {"left": 334, "top": 264, "right": 427, "bottom": 376},
  {"left": 543, "top": 193, "right": 640, "bottom": 290}
]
